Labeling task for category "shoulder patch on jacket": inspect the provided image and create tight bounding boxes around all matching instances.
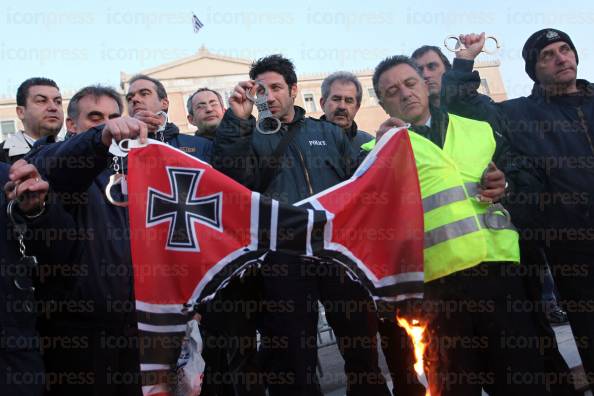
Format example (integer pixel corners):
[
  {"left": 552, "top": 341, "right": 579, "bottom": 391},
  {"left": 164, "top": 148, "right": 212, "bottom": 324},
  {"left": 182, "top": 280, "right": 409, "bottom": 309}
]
[{"left": 179, "top": 146, "right": 197, "bottom": 153}]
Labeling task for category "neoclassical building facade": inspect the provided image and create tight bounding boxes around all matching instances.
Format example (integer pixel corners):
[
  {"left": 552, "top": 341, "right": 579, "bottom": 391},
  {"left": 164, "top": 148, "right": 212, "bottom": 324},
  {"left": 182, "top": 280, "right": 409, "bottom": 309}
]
[{"left": 0, "top": 47, "right": 506, "bottom": 140}]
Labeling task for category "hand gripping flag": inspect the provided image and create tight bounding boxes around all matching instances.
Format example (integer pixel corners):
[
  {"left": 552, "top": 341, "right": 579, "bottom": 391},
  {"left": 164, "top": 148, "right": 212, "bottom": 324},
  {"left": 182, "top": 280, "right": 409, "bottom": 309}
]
[{"left": 127, "top": 127, "right": 424, "bottom": 395}]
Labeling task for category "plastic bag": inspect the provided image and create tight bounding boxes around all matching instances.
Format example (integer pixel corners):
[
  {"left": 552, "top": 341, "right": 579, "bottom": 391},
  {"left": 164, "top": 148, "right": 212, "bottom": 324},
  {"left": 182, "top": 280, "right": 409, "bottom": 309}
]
[{"left": 174, "top": 319, "right": 205, "bottom": 396}]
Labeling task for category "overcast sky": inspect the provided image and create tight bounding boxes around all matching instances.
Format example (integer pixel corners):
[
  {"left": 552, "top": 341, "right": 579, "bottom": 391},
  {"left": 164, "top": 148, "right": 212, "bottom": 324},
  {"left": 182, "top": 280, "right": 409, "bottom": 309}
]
[{"left": 2, "top": 0, "right": 593, "bottom": 99}]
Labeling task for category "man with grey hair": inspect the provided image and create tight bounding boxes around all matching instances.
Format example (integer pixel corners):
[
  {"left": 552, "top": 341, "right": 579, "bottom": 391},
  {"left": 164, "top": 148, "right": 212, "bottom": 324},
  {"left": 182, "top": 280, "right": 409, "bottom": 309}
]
[
  {"left": 66, "top": 85, "right": 123, "bottom": 136},
  {"left": 186, "top": 88, "right": 225, "bottom": 141},
  {"left": 320, "top": 71, "right": 373, "bottom": 149}
]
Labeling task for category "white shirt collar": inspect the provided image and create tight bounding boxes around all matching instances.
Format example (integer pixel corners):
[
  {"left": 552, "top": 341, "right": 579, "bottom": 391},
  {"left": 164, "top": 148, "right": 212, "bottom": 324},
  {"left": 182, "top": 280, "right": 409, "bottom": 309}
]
[{"left": 3, "top": 131, "right": 34, "bottom": 157}]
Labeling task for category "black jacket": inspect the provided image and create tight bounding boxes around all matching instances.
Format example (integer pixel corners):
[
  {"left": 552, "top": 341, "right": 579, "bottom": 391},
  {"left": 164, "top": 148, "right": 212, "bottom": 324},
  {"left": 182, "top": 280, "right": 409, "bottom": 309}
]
[
  {"left": 442, "top": 59, "right": 594, "bottom": 251},
  {"left": 27, "top": 124, "right": 212, "bottom": 327},
  {"left": 319, "top": 115, "right": 374, "bottom": 150},
  {"left": 213, "top": 106, "right": 357, "bottom": 204}
]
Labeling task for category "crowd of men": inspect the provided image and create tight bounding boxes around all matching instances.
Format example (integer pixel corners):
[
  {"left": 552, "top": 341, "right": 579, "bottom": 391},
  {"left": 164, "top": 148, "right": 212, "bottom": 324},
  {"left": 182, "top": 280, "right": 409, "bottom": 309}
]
[{"left": 1, "top": 27, "right": 593, "bottom": 396}]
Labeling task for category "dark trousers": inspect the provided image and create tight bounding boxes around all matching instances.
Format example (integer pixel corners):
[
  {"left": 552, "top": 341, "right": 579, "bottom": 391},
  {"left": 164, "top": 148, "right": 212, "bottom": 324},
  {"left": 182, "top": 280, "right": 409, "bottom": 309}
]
[
  {"left": 520, "top": 243, "right": 579, "bottom": 396},
  {"left": 0, "top": 337, "right": 44, "bottom": 396},
  {"left": 317, "top": 261, "right": 391, "bottom": 396},
  {"left": 41, "top": 321, "right": 142, "bottom": 396},
  {"left": 423, "top": 262, "right": 550, "bottom": 396},
  {"left": 257, "top": 252, "right": 321, "bottom": 396},
  {"left": 546, "top": 247, "right": 594, "bottom": 390},
  {"left": 199, "top": 272, "right": 265, "bottom": 396}
]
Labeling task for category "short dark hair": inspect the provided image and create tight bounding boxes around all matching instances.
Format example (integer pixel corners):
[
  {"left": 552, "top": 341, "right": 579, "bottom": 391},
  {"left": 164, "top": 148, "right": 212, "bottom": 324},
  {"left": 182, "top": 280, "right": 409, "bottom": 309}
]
[
  {"left": 372, "top": 55, "right": 423, "bottom": 99},
  {"left": 67, "top": 85, "right": 123, "bottom": 120},
  {"left": 186, "top": 88, "right": 224, "bottom": 116},
  {"left": 411, "top": 45, "right": 452, "bottom": 70},
  {"left": 128, "top": 74, "right": 168, "bottom": 100},
  {"left": 16, "top": 77, "right": 60, "bottom": 106},
  {"left": 249, "top": 54, "right": 297, "bottom": 87}
]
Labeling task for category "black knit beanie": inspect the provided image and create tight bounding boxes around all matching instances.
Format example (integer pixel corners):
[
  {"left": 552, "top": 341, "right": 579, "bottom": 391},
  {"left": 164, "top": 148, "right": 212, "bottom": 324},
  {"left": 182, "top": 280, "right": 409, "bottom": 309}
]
[{"left": 522, "top": 28, "right": 578, "bottom": 82}]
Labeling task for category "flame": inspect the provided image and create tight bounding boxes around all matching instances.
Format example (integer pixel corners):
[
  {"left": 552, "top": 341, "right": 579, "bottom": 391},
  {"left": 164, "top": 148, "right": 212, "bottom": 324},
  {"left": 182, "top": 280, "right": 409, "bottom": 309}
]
[{"left": 396, "top": 316, "right": 430, "bottom": 396}]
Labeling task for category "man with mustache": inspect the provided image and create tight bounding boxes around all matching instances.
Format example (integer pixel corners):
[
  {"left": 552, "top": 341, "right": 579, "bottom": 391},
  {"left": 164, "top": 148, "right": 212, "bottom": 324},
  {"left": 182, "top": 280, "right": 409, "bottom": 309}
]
[
  {"left": 443, "top": 28, "right": 594, "bottom": 392},
  {"left": 1, "top": 78, "right": 64, "bottom": 163},
  {"left": 320, "top": 71, "right": 422, "bottom": 395},
  {"left": 319, "top": 71, "right": 373, "bottom": 149}
]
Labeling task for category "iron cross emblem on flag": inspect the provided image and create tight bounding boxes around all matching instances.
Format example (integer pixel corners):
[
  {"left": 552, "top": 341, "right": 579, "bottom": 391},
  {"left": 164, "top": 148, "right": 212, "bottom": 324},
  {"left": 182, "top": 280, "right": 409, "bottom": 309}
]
[{"left": 146, "top": 167, "right": 222, "bottom": 252}]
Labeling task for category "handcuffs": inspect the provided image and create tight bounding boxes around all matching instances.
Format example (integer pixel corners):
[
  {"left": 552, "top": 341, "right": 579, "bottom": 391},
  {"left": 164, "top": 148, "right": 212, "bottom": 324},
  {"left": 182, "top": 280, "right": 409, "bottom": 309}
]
[
  {"left": 477, "top": 168, "right": 512, "bottom": 230},
  {"left": 105, "top": 111, "right": 167, "bottom": 206},
  {"left": 246, "top": 80, "right": 282, "bottom": 135},
  {"left": 105, "top": 139, "right": 134, "bottom": 207},
  {"left": 444, "top": 35, "right": 500, "bottom": 55}
]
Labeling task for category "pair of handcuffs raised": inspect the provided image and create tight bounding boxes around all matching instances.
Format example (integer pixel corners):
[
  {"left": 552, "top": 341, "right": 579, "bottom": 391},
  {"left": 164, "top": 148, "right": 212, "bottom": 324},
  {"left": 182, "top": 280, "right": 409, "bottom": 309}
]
[
  {"left": 246, "top": 81, "right": 282, "bottom": 135},
  {"left": 105, "top": 111, "right": 168, "bottom": 206},
  {"left": 444, "top": 35, "right": 500, "bottom": 55}
]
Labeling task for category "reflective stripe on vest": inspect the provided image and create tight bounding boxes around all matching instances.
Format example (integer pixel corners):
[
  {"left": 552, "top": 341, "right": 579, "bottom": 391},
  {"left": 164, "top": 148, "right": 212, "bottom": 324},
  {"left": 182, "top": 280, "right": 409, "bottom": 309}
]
[
  {"left": 408, "top": 131, "right": 487, "bottom": 281},
  {"left": 361, "top": 117, "right": 519, "bottom": 281},
  {"left": 422, "top": 182, "right": 477, "bottom": 212},
  {"left": 424, "top": 216, "right": 480, "bottom": 248},
  {"left": 443, "top": 114, "right": 520, "bottom": 264}
]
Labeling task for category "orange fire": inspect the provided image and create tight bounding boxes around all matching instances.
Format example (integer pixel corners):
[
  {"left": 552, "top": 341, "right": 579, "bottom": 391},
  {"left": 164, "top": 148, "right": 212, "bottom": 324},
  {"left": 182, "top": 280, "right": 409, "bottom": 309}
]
[{"left": 396, "top": 316, "right": 430, "bottom": 396}]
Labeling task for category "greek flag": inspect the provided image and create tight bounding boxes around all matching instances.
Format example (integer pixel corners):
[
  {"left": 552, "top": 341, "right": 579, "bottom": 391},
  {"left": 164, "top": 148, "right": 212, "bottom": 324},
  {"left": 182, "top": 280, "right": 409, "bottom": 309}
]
[{"left": 192, "top": 13, "right": 204, "bottom": 33}]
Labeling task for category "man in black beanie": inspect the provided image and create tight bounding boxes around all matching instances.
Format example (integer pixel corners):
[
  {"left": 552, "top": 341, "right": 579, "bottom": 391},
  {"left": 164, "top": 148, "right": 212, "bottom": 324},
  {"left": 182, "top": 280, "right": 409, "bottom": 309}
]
[
  {"left": 522, "top": 28, "right": 579, "bottom": 93},
  {"left": 440, "top": 29, "right": 594, "bottom": 394}
]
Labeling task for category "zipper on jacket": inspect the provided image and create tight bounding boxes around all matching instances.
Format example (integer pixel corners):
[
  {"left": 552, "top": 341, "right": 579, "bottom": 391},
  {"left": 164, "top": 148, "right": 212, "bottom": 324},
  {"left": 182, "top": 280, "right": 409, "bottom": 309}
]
[
  {"left": 293, "top": 143, "right": 314, "bottom": 196},
  {"left": 577, "top": 106, "right": 594, "bottom": 156}
]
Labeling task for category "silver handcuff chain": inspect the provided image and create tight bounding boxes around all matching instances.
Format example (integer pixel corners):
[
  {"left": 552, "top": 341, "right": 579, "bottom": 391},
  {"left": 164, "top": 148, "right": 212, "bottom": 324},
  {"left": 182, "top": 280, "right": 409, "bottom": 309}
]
[
  {"left": 444, "top": 35, "right": 501, "bottom": 55},
  {"left": 6, "top": 200, "right": 27, "bottom": 257},
  {"left": 155, "top": 111, "right": 168, "bottom": 142},
  {"left": 246, "top": 81, "right": 281, "bottom": 135}
]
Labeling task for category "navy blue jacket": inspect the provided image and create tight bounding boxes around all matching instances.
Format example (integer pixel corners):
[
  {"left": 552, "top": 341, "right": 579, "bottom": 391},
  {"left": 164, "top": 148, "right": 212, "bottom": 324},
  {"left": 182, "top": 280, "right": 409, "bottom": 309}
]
[
  {"left": 442, "top": 59, "right": 594, "bottom": 251},
  {"left": 0, "top": 162, "right": 76, "bottom": 395},
  {"left": 213, "top": 106, "right": 357, "bottom": 204},
  {"left": 28, "top": 124, "right": 212, "bottom": 327}
]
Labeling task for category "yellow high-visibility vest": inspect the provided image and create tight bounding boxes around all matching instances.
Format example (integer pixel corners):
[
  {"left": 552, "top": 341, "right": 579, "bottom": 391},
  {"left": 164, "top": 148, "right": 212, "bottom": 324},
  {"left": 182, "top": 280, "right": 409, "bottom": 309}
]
[{"left": 361, "top": 115, "right": 519, "bottom": 281}]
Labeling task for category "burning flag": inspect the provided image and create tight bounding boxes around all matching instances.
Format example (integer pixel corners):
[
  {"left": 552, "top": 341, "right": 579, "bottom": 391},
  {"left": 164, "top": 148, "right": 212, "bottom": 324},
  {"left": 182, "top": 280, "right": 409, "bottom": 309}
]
[
  {"left": 397, "top": 316, "right": 430, "bottom": 396},
  {"left": 126, "top": 126, "right": 425, "bottom": 395}
]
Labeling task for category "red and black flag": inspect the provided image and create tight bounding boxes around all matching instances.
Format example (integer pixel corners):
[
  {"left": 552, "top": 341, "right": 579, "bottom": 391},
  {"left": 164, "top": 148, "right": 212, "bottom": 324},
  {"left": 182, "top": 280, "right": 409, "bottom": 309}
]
[{"left": 127, "top": 127, "right": 424, "bottom": 395}]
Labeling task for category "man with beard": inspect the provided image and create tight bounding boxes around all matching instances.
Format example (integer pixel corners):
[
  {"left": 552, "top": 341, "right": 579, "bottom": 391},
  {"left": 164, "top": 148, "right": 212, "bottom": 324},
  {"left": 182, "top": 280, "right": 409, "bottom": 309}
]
[
  {"left": 187, "top": 88, "right": 225, "bottom": 141},
  {"left": 1, "top": 78, "right": 64, "bottom": 163},
  {"left": 319, "top": 71, "right": 373, "bottom": 149}
]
